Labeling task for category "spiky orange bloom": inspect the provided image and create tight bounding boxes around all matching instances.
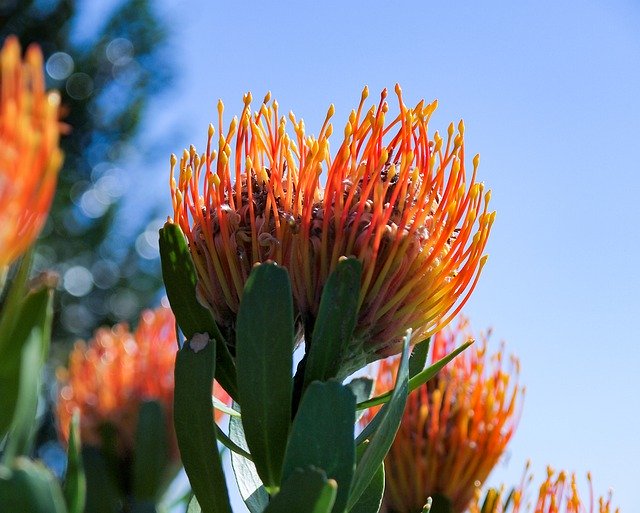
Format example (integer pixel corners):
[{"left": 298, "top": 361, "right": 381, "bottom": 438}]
[
  {"left": 0, "top": 36, "right": 63, "bottom": 268},
  {"left": 374, "top": 317, "right": 523, "bottom": 513},
  {"left": 170, "top": 86, "right": 493, "bottom": 372},
  {"left": 56, "top": 305, "right": 229, "bottom": 461},
  {"left": 469, "top": 465, "right": 619, "bottom": 513}
]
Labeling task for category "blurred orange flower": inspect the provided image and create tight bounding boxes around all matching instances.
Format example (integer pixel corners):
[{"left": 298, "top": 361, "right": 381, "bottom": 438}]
[
  {"left": 56, "top": 304, "right": 229, "bottom": 461},
  {"left": 0, "top": 36, "right": 63, "bottom": 268},
  {"left": 469, "top": 464, "right": 619, "bottom": 513},
  {"left": 372, "top": 317, "right": 523, "bottom": 513},
  {"left": 170, "top": 86, "right": 492, "bottom": 372}
]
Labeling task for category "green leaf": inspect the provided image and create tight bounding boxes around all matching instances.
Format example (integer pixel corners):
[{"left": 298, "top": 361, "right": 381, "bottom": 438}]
[
  {"left": 347, "top": 330, "right": 411, "bottom": 510},
  {"left": 133, "top": 400, "right": 168, "bottom": 502},
  {"left": 81, "top": 447, "right": 121, "bottom": 513},
  {"left": 63, "top": 412, "right": 85, "bottom": 513},
  {"left": 0, "top": 250, "right": 33, "bottom": 354},
  {"left": 348, "top": 444, "right": 384, "bottom": 513},
  {"left": 356, "top": 339, "right": 472, "bottom": 411},
  {"left": 422, "top": 498, "right": 434, "bottom": 513},
  {"left": 229, "top": 412, "right": 269, "bottom": 513},
  {"left": 0, "top": 457, "right": 68, "bottom": 513},
  {"left": 159, "top": 223, "right": 237, "bottom": 401},
  {"left": 282, "top": 380, "right": 355, "bottom": 513},
  {"left": 236, "top": 263, "right": 294, "bottom": 492},
  {"left": 215, "top": 424, "right": 252, "bottom": 460},
  {"left": 174, "top": 337, "right": 231, "bottom": 513},
  {"left": 264, "top": 467, "right": 337, "bottom": 513},
  {"left": 0, "top": 285, "right": 53, "bottom": 461},
  {"left": 213, "top": 396, "right": 240, "bottom": 417},
  {"left": 409, "top": 337, "right": 431, "bottom": 378},
  {"left": 303, "top": 258, "right": 362, "bottom": 388}
]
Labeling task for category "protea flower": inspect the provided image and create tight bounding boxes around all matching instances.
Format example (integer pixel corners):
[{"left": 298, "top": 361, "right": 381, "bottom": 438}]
[
  {"left": 0, "top": 36, "right": 63, "bottom": 268},
  {"left": 469, "top": 464, "right": 619, "bottom": 513},
  {"left": 56, "top": 304, "right": 229, "bottom": 462},
  {"left": 170, "top": 86, "right": 493, "bottom": 372},
  {"left": 373, "top": 317, "right": 523, "bottom": 513}
]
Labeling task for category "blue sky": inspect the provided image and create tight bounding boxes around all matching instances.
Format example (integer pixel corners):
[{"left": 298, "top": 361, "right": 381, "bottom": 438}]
[{"left": 95, "top": 0, "right": 640, "bottom": 509}]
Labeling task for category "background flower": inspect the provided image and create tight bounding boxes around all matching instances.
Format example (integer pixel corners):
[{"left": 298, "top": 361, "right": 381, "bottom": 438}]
[
  {"left": 0, "top": 36, "right": 62, "bottom": 268},
  {"left": 56, "top": 304, "right": 229, "bottom": 461},
  {"left": 372, "top": 317, "right": 523, "bottom": 513},
  {"left": 469, "top": 464, "right": 619, "bottom": 513},
  {"left": 56, "top": 305, "right": 178, "bottom": 460}
]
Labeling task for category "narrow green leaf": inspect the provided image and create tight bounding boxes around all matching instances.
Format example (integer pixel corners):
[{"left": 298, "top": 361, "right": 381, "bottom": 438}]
[
  {"left": 0, "top": 457, "right": 68, "bottom": 513},
  {"left": 356, "top": 340, "right": 472, "bottom": 411},
  {"left": 174, "top": 337, "right": 231, "bottom": 513},
  {"left": 215, "top": 424, "right": 252, "bottom": 460},
  {"left": 264, "top": 467, "right": 337, "bottom": 513},
  {"left": 303, "top": 258, "right": 362, "bottom": 387},
  {"left": 282, "top": 380, "right": 355, "bottom": 513},
  {"left": 236, "top": 263, "right": 294, "bottom": 491},
  {"left": 409, "top": 337, "right": 431, "bottom": 378},
  {"left": 229, "top": 412, "right": 269, "bottom": 513},
  {"left": 63, "top": 412, "right": 86, "bottom": 513},
  {"left": 348, "top": 444, "right": 384, "bottom": 513},
  {"left": 347, "top": 330, "right": 411, "bottom": 510},
  {"left": 347, "top": 463, "right": 384, "bottom": 513},
  {"left": 422, "top": 498, "right": 434, "bottom": 512},
  {"left": 133, "top": 400, "right": 168, "bottom": 502},
  {"left": 213, "top": 396, "right": 240, "bottom": 417},
  {"left": 159, "top": 223, "right": 237, "bottom": 401},
  {"left": 0, "top": 285, "right": 53, "bottom": 461}
]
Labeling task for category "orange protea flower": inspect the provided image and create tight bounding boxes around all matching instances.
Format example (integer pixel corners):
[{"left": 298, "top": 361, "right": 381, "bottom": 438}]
[
  {"left": 373, "top": 317, "right": 523, "bottom": 513},
  {"left": 469, "top": 465, "right": 619, "bottom": 513},
  {"left": 170, "top": 86, "right": 493, "bottom": 372},
  {"left": 0, "top": 36, "right": 63, "bottom": 268},
  {"left": 56, "top": 304, "right": 229, "bottom": 462}
]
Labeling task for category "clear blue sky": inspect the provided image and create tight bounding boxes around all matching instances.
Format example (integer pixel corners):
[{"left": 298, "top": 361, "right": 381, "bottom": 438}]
[{"left": 96, "top": 0, "right": 640, "bottom": 510}]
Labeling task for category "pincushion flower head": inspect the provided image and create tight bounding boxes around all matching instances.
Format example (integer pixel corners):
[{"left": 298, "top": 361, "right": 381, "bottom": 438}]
[
  {"left": 170, "top": 85, "right": 493, "bottom": 371},
  {"left": 56, "top": 304, "right": 229, "bottom": 462},
  {"left": 56, "top": 305, "right": 179, "bottom": 460},
  {"left": 0, "top": 36, "right": 63, "bottom": 268},
  {"left": 470, "top": 464, "right": 619, "bottom": 513},
  {"left": 373, "top": 317, "right": 523, "bottom": 513}
]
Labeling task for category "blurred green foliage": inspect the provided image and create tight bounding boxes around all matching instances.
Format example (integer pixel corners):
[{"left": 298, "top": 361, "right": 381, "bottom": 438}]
[{"left": 0, "top": 0, "right": 172, "bottom": 343}]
